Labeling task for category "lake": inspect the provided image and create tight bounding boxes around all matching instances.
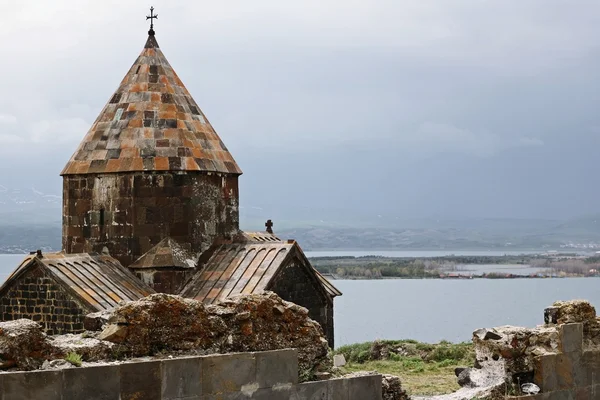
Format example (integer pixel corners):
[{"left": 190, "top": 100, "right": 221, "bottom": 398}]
[
  {"left": 0, "top": 254, "right": 597, "bottom": 348},
  {"left": 304, "top": 250, "right": 556, "bottom": 258}
]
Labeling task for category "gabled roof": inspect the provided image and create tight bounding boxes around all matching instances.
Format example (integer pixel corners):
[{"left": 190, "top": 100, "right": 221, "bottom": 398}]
[
  {"left": 129, "top": 237, "right": 196, "bottom": 270},
  {"left": 0, "top": 253, "right": 155, "bottom": 312},
  {"left": 61, "top": 34, "right": 241, "bottom": 176},
  {"left": 240, "top": 231, "right": 281, "bottom": 242},
  {"left": 180, "top": 237, "right": 341, "bottom": 304}
]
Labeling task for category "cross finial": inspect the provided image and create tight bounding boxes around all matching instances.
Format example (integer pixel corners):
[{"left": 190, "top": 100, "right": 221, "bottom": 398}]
[
  {"left": 146, "top": 6, "right": 158, "bottom": 36},
  {"left": 265, "top": 219, "right": 274, "bottom": 234}
]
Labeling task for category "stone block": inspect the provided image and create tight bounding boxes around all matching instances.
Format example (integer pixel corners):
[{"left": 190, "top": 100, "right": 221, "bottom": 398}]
[
  {"left": 161, "top": 356, "right": 203, "bottom": 399},
  {"left": 252, "top": 386, "right": 295, "bottom": 400},
  {"left": 546, "top": 389, "right": 576, "bottom": 400},
  {"left": 347, "top": 374, "right": 382, "bottom": 400},
  {"left": 120, "top": 360, "right": 162, "bottom": 400},
  {"left": 62, "top": 365, "right": 120, "bottom": 400},
  {"left": 256, "top": 349, "right": 298, "bottom": 388},
  {"left": 560, "top": 324, "right": 583, "bottom": 354},
  {"left": 3, "top": 370, "right": 62, "bottom": 400},
  {"left": 575, "top": 386, "right": 591, "bottom": 400},
  {"left": 556, "top": 354, "right": 575, "bottom": 390},
  {"left": 328, "top": 378, "right": 350, "bottom": 400},
  {"left": 294, "top": 380, "right": 329, "bottom": 399},
  {"left": 202, "top": 352, "right": 257, "bottom": 395},
  {"left": 333, "top": 354, "right": 346, "bottom": 367},
  {"left": 535, "top": 354, "right": 559, "bottom": 392}
]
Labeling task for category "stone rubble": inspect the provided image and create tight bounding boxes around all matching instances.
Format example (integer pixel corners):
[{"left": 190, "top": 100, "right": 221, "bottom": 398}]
[
  {"left": 0, "top": 292, "right": 330, "bottom": 380},
  {"left": 97, "top": 292, "right": 330, "bottom": 377},
  {"left": 0, "top": 319, "right": 58, "bottom": 370},
  {"left": 381, "top": 374, "right": 410, "bottom": 400}
]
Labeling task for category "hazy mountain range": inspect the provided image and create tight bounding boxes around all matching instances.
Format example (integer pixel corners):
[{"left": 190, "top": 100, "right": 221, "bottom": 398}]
[{"left": 2, "top": 185, "right": 600, "bottom": 253}]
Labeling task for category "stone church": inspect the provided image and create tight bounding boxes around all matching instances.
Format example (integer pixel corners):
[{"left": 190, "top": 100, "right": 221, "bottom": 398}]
[{"left": 0, "top": 22, "right": 340, "bottom": 346}]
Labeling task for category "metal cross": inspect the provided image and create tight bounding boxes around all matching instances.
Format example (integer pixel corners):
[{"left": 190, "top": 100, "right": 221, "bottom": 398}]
[
  {"left": 146, "top": 7, "right": 158, "bottom": 34},
  {"left": 265, "top": 219, "right": 274, "bottom": 234}
]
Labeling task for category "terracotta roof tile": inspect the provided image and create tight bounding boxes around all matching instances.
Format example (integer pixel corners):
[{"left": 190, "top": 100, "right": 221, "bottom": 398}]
[{"left": 61, "top": 34, "right": 241, "bottom": 176}]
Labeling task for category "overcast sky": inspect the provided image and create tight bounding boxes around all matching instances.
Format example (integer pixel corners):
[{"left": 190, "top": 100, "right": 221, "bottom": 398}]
[{"left": 1, "top": 1, "right": 599, "bottom": 225}]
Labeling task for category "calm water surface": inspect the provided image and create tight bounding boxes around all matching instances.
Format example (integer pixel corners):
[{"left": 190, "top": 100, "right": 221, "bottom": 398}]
[
  {"left": 333, "top": 278, "right": 600, "bottom": 347},
  {"left": 1, "top": 254, "right": 597, "bottom": 348},
  {"left": 305, "top": 250, "right": 566, "bottom": 258}
]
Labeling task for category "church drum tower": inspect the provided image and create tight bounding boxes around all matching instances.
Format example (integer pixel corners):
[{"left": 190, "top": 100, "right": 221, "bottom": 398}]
[{"left": 61, "top": 26, "right": 242, "bottom": 267}]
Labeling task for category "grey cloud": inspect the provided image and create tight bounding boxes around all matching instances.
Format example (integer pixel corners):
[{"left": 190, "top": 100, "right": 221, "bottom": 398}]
[{"left": 0, "top": 1, "right": 599, "bottom": 221}]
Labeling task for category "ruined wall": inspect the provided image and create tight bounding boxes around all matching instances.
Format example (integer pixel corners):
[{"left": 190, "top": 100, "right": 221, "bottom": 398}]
[
  {"left": 0, "top": 350, "right": 382, "bottom": 400},
  {"left": 268, "top": 259, "right": 335, "bottom": 348},
  {"left": 0, "top": 266, "right": 91, "bottom": 335},
  {"left": 62, "top": 172, "right": 239, "bottom": 266},
  {"left": 509, "top": 323, "right": 600, "bottom": 400}
]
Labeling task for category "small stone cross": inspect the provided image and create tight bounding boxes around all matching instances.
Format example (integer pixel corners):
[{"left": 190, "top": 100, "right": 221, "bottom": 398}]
[{"left": 265, "top": 219, "right": 274, "bottom": 234}]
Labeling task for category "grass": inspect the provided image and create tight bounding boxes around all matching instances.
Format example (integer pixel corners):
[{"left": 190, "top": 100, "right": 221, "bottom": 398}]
[
  {"left": 335, "top": 340, "right": 475, "bottom": 396},
  {"left": 64, "top": 352, "right": 83, "bottom": 367}
]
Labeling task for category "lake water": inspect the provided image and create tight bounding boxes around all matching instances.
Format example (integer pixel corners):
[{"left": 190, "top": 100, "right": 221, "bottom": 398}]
[
  {"left": 304, "top": 250, "right": 566, "bottom": 258},
  {"left": 333, "top": 278, "right": 600, "bottom": 347},
  {"left": 0, "top": 254, "right": 597, "bottom": 348}
]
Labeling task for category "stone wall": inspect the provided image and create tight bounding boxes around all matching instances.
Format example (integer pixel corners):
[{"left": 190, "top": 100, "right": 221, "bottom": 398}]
[
  {"left": 62, "top": 172, "right": 239, "bottom": 266},
  {"left": 510, "top": 322, "right": 600, "bottom": 400},
  {"left": 269, "top": 260, "right": 335, "bottom": 348},
  {"left": 0, "top": 349, "right": 383, "bottom": 400},
  {"left": 0, "top": 265, "right": 90, "bottom": 335}
]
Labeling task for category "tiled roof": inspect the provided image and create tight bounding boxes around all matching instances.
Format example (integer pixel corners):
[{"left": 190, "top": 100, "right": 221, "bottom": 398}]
[
  {"left": 180, "top": 239, "right": 341, "bottom": 304},
  {"left": 129, "top": 237, "right": 196, "bottom": 270},
  {"left": 0, "top": 253, "right": 155, "bottom": 312},
  {"left": 61, "top": 34, "right": 241, "bottom": 176}
]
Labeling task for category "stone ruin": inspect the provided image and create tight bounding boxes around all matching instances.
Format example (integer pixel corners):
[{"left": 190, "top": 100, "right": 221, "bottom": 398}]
[
  {"left": 2, "top": 294, "right": 598, "bottom": 399},
  {"left": 0, "top": 291, "right": 405, "bottom": 399},
  {"left": 419, "top": 299, "right": 600, "bottom": 400}
]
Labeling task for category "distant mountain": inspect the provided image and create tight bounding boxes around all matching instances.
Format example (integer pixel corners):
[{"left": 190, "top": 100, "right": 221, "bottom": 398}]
[
  {"left": 2, "top": 186, "right": 600, "bottom": 253},
  {"left": 0, "top": 185, "right": 61, "bottom": 225}
]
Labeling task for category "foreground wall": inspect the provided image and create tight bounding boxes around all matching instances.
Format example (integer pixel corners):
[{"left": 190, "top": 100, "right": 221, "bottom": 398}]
[
  {"left": 0, "top": 349, "right": 381, "bottom": 400},
  {"left": 511, "top": 323, "right": 600, "bottom": 400}
]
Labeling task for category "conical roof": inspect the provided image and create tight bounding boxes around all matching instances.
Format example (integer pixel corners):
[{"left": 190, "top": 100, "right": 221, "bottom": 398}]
[{"left": 61, "top": 34, "right": 241, "bottom": 176}]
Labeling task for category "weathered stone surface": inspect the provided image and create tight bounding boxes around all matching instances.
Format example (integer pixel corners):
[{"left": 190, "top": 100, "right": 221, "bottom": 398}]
[
  {"left": 255, "top": 349, "right": 298, "bottom": 388},
  {"left": 474, "top": 328, "right": 503, "bottom": 341},
  {"left": 62, "top": 364, "right": 120, "bottom": 400},
  {"left": 99, "top": 292, "right": 329, "bottom": 377},
  {"left": 551, "top": 300, "right": 596, "bottom": 325},
  {"left": 457, "top": 368, "right": 474, "bottom": 388},
  {"left": 472, "top": 324, "right": 559, "bottom": 380},
  {"left": 41, "top": 359, "right": 72, "bottom": 370},
  {"left": 84, "top": 310, "right": 112, "bottom": 332},
  {"left": 3, "top": 370, "right": 63, "bottom": 400},
  {"left": 333, "top": 354, "right": 346, "bottom": 367},
  {"left": 51, "top": 333, "right": 114, "bottom": 361},
  {"left": 0, "top": 319, "right": 57, "bottom": 370},
  {"left": 161, "top": 357, "right": 203, "bottom": 399},
  {"left": 381, "top": 374, "right": 410, "bottom": 400}
]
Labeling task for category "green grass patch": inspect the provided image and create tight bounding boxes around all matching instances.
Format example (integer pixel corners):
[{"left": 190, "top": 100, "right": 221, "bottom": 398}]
[
  {"left": 64, "top": 352, "right": 83, "bottom": 367},
  {"left": 335, "top": 340, "right": 475, "bottom": 395}
]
